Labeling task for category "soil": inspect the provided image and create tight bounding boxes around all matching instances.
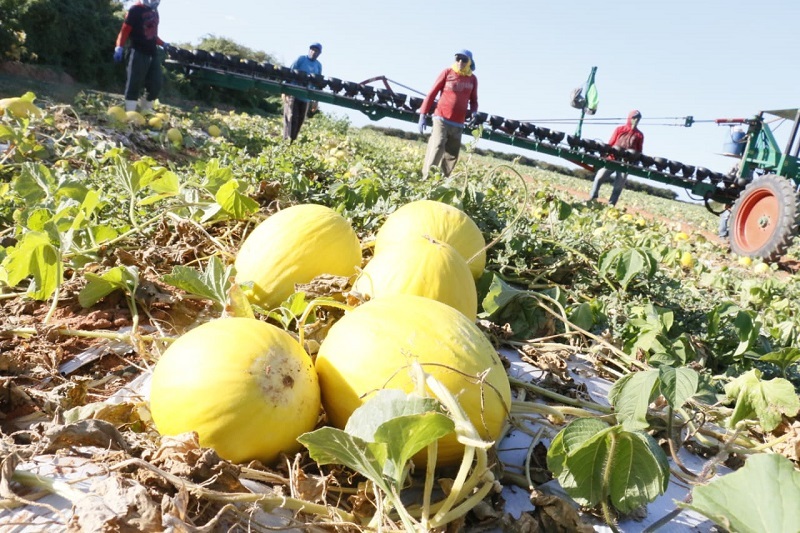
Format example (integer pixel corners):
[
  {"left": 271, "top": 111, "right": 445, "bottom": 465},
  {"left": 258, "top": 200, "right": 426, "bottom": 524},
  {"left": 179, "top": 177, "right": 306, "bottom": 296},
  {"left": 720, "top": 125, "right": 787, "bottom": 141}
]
[{"left": 0, "top": 61, "right": 76, "bottom": 85}]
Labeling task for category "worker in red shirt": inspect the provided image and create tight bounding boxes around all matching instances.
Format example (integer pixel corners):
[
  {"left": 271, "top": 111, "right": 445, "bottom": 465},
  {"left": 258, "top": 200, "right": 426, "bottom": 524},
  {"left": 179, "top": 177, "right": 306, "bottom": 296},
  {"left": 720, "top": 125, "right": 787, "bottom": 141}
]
[
  {"left": 113, "top": 0, "right": 167, "bottom": 113},
  {"left": 418, "top": 50, "right": 479, "bottom": 179},
  {"left": 588, "top": 109, "right": 645, "bottom": 206}
]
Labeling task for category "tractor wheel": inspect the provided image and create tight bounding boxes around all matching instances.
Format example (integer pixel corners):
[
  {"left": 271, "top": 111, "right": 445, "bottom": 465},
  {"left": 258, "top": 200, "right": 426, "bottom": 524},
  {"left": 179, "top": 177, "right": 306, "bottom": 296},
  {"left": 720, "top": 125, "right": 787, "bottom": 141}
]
[{"left": 729, "top": 174, "right": 799, "bottom": 261}]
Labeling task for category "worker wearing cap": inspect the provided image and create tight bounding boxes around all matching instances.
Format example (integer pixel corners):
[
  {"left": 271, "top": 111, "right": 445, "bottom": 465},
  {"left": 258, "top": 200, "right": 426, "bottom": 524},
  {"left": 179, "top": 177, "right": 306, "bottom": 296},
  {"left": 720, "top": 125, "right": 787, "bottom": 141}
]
[
  {"left": 588, "top": 109, "right": 645, "bottom": 206},
  {"left": 418, "top": 49, "right": 479, "bottom": 179},
  {"left": 113, "top": 0, "right": 168, "bottom": 113},
  {"left": 283, "top": 43, "right": 323, "bottom": 142}
]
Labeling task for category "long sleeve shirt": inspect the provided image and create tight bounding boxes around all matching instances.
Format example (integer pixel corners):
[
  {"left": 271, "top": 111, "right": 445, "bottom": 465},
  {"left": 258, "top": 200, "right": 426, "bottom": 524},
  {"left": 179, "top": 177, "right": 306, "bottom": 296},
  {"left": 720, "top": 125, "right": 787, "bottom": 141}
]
[
  {"left": 608, "top": 110, "right": 644, "bottom": 153},
  {"left": 115, "top": 4, "right": 162, "bottom": 56},
  {"left": 419, "top": 68, "right": 478, "bottom": 126}
]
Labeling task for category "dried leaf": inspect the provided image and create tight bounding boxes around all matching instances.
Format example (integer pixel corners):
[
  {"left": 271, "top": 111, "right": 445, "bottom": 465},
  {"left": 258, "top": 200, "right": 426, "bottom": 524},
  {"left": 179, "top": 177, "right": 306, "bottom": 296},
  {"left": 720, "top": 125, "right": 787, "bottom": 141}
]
[
  {"left": 530, "top": 490, "right": 595, "bottom": 533},
  {"left": 67, "top": 475, "right": 161, "bottom": 532},
  {"left": 41, "top": 419, "right": 129, "bottom": 454}
]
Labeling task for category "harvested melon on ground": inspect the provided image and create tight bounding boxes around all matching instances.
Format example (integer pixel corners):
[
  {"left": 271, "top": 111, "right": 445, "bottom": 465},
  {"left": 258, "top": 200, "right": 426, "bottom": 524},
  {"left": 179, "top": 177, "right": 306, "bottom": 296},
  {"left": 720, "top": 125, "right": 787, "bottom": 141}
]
[
  {"left": 107, "top": 105, "right": 127, "bottom": 123},
  {"left": 126, "top": 111, "right": 146, "bottom": 126},
  {"left": 0, "top": 97, "right": 43, "bottom": 119},
  {"left": 315, "top": 294, "right": 511, "bottom": 466},
  {"left": 375, "top": 200, "right": 486, "bottom": 280},
  {"left": 149, "top": 317, "right": 320, "bottom": 464},
  {"left": 352, "top": 235, "right": 477, "bottom": 320},
  {"left": 166, "top": 127, "right": 183, "bottom": 145},
  {"left": 235, "top": 203, "right": 362, "bottom": 309}
]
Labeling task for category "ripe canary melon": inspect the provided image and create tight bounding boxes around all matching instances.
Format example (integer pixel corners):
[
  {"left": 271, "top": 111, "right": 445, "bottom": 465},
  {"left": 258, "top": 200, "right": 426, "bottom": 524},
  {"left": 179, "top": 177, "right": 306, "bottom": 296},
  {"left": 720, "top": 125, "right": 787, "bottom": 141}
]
[
  {"left": 352, "top": 235, "right": 477, "bottom": 320},
  {"left": 166, "top": 127, "right": 183, "bottom": 145},
  {"left": 315, "top": 294, "right": 511, "bottom": 466},
  {"left": 234, "top": 204, "right": 362, "bottom": 309},
  {"left": 680, "top": 251, "right": 695, "bottom": 269},
  {"left": 148, "top": 116, "right": 164, "bottom": 129},
  {"left": 754, "top": 262, "right": 770, "bottom": 274},
  {"left": 126, "top": 110, "right": 146, "bottom": 127},
  {"left": 208, "top": 124, "right": 222, "bottom": 137},
  {"left": 0, "top": 97, "right": 42, "bottom": 119},
  {"left": 149, "top": 317, "right": 320, "bottom": 464},
  {"left": 374, "top": 200, "right": 486, "bottom": 280},
  {"left": 107, "top": 105, "right": 127, "bottom": 123}
]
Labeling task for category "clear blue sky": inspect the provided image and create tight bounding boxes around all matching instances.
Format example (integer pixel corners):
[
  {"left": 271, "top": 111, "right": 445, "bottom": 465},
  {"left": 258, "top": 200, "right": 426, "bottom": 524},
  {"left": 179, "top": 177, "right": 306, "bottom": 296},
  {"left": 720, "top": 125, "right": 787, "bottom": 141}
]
[{"left": 149, "top": 0, "right": 799, "bottom": 179}]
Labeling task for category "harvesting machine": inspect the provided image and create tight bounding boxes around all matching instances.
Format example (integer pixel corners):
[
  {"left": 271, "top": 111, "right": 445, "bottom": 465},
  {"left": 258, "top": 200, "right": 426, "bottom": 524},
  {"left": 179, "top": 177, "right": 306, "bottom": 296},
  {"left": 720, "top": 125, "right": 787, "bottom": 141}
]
[{"left": 163, "top": 46, "right": 800, "bottom": 261}]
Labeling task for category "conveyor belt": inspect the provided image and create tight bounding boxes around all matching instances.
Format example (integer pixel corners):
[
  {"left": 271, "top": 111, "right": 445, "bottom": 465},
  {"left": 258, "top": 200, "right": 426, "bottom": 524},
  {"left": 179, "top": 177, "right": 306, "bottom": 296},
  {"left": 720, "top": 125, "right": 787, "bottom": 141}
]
[{"left": 164, "top": 46, "right": 743, "bottom": 204}]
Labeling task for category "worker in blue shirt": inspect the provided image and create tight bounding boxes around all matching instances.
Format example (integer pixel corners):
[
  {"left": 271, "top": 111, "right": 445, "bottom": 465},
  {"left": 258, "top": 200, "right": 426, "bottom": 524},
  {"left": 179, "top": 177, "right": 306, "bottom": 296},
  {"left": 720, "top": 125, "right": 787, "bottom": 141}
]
[{"left": 283, "top": 43, "right": 323, "bottom": 142}]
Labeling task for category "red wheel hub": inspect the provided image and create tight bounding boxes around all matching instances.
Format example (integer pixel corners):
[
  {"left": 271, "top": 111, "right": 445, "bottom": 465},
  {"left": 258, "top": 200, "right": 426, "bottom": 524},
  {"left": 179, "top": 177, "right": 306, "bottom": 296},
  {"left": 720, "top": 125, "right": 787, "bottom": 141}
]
[{"left": 732, "top": 188, "right": 780, "bottom": 253}]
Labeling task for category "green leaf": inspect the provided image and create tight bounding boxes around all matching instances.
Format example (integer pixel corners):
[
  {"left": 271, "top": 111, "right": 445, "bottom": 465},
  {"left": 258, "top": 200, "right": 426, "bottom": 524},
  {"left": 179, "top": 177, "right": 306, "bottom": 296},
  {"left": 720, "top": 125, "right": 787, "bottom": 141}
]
[
  {"left": 481, "top": 274, "right": 562, "bottom": 340},
  {"left": 604, "top": 430, "right": 670, "bottom": 513},
  {"left": 548, "top": 419, "right": 669, "bottom": 513},
  {"left": 14, "top": 163, "right": 54, "bottom": 205},
  {"left": 79, "top": 266, "right": 138, "bottom": 308},
  {"left": 1, "top": 231, "right": 62, "bottom": 300},
  {"left": 140, "top": 170, "right": 181, "bottom": 205},
  {"left": 201, "top": 159, "right": 235, "bottom": 194},
  {"left": 724, "top": 369, "right": 800, "bottom": 432},
  {"left": 113, "top": 155, "right": 141, "bottom": 196},
  {"left": 344, "top": 389, "right": 443, "bottom": 441},
  {"left": 733, "top": 311, "right": 758, "bottom": 357},
  {"left": 598, "top": 247, "right": 657, "bottom": 290},
  {"left": 760, "top": 347, "right": 800, "bottom": 376},
  {"left": 344, "top": 389, "right": 454, "bottom": 482},
  {"left": 27, "top": 241, "right": 62, "bottom": 301},
  {"left": 568, "top": 302, "right": 596, "bottom": 331},
  {"left": 658, "top": 366, "right": 699, "bottom": 409},
  {"left": 72, "top": 189, "right": 101, "bottom": 231},
  {"left": 374, "top": 412, "right": 454, "bottom": 482},
  {"left": 91, "top": 225, "right": 119, "bottom": 244},
  {"left": 297, "top": 427, "right": 391, "bottom": 494},
  {"left": 0, "top": 124, "right": 14, "bottom": 141},
  {"left": 215, "top": 179, "right": 259, "bottom": 219},
  {"left": 608, "top": 370, "right": 659, "bottom": 431},
  {"left": 547, "top": 417, "right": 609, "bottom": 487},
  {"left": 681, "top": 454, "right": 800, "bottom": 533},
  {"left": 161, "top": 256, "right": 231, "bottom": 308},
  {"left": 25, "top": 208, "right": 53, "bottom": 232},
  {"left": 56, "top": 180, "right": 90, "bottom": 204}
]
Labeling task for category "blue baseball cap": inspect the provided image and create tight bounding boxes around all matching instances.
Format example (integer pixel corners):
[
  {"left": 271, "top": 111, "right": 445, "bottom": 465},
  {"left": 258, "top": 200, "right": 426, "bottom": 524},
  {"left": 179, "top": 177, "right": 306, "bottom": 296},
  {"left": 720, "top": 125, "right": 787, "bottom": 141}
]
[
  {"left": 455, "top": 49, "right": 475, "bottom": 71},
  {"left": 310, "top": 43, "right": 322, "bottom": 52}
]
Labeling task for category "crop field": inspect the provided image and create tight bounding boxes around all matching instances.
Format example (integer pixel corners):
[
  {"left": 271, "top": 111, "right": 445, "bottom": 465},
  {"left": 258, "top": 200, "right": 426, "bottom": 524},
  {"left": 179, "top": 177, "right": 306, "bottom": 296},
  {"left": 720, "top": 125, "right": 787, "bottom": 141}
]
[{"left": 1, "top": 88, "right": 800, "bottom": 532}]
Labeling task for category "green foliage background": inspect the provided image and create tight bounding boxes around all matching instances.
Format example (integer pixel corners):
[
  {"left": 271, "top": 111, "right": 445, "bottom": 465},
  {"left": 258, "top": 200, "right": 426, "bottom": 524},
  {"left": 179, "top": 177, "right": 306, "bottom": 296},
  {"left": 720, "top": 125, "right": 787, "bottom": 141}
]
[
  {"left": 0, "top": 0, "right": 122, "bottom": 87},
  {"left": 0, "top": 0, "right": 282, "bottom": 111}
]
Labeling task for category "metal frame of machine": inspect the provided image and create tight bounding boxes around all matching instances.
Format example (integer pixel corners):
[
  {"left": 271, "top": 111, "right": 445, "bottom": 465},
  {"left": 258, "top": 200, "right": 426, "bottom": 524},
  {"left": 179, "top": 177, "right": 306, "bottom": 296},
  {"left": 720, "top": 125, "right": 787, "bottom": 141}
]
[{"left": 163, "top": 46, "right": 800, "bottom": 261}]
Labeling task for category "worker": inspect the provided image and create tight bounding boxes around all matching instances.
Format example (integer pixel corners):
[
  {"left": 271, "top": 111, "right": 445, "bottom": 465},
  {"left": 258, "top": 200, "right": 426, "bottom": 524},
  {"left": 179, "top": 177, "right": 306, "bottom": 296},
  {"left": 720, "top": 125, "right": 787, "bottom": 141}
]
[
  {"left": 418, "top": 50, "right": 479, "bottom": 179},
  {"left": 718, "top": 203, "right": 732, "bottom": 238},
  {"left": 588, "top": 110, "right": 644, "bottom": 206},
  {"left": 114, "top": 0, "right": 168, "bottom": 113},
  {"left": 283, "top": 43, "right": 323, "bottom": 142}
]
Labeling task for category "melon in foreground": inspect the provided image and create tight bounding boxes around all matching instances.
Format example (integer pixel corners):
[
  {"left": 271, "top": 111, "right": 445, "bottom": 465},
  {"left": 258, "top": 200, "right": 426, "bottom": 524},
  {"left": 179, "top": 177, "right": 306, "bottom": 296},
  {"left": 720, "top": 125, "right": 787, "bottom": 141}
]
[
  {"left": 0, "top": 96, "right": 43, "bottom": 119},
  {"left": 107, "top": 105, "right": 128, "bottom": 123},
  {"left": 315, "top": 294, "right": 510, "bottom": 466},
  {"left": 126, "top": 110, "right": 146, "bottom": 127},
  {"left": 167, "top": 127, "right": 183, "bottom": 145},
  {"left": 149, "top": 317, "right": 320, "bottom": 464},
  {"left": 235, "top": 203, "right": 362, "bottom": 309},
  {"left": 374, "top": 200, "right": 486, "bottom": 280},
  {"left": 352, "top": 235, "right": 477, "bottom": 320}
]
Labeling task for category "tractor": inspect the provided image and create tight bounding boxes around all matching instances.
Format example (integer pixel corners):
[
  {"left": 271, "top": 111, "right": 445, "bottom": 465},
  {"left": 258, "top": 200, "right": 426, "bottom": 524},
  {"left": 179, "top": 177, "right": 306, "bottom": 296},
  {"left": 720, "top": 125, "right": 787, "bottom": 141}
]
[{"left": 716, "top": 110, "right": 800, "bottom": 261}]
